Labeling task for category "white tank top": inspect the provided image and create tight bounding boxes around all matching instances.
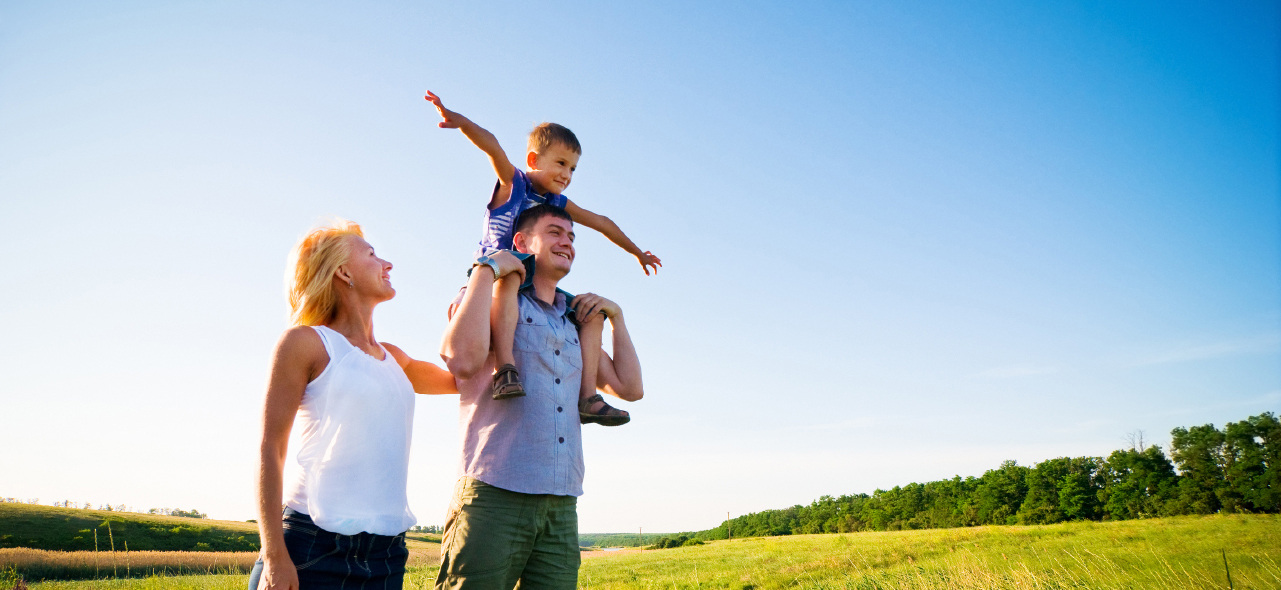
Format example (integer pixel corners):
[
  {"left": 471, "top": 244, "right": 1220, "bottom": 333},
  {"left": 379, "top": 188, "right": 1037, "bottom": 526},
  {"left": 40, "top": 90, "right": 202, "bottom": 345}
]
[{"left": 283, "top": 325, "right": 417, "bottom": 536}]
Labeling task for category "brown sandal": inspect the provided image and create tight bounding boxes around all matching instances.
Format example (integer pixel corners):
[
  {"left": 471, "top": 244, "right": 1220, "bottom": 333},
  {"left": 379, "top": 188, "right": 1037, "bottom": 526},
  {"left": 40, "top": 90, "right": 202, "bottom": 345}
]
[
  {"left": 579, "top": 393, "right": 630, "bottom": 426},
  {"left": 491, "top": 364, "right": 526, "bottom": 400}
]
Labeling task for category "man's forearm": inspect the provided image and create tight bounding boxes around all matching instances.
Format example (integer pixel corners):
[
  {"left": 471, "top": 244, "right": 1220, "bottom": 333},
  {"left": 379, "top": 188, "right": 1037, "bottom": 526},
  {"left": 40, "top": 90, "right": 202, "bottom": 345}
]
[
  {"left": 607, "top": 314, "right": 643, "bottom": 400},
  {"left": 441, "top": 268, "right": 494, "bottom": 379}
]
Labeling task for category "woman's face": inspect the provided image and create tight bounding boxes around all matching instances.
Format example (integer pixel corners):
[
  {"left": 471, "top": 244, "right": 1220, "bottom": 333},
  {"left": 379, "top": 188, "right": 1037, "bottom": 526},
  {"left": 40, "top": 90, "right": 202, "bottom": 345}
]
[{"left": 342, "top": 236, "right": 395, "bottom": 302}]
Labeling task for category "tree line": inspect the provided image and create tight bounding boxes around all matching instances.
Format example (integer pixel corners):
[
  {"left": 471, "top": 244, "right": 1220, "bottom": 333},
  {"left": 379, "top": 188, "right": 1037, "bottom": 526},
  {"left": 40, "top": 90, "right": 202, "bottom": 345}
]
[{"left": 652, "top": 412, "right": 1278, "bottom": 547}]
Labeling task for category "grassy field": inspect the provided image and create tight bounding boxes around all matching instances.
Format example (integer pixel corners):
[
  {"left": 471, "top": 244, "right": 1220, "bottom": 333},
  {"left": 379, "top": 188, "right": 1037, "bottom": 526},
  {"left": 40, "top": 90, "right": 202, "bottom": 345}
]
[
  {"left": 577, "top": 514, "right": 1281, "bottom": 590},
  {"left": 1, "top": 549, "right": 258, "bottom": 581},
  {"left": 15, "top": 515, "right": 1281, "bottom": 589},
  {"left": 2, "top": 539, "right": 440, "bottom": 583},
  {"left": 0, "top": 505, "right": 259, "bottom": 552}
]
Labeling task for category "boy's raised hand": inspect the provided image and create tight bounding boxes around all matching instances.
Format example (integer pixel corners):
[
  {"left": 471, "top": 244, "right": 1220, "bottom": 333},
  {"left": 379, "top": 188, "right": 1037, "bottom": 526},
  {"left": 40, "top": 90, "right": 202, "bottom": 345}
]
[
  {"left": 425, "top": 90, "right": 465, "bottom": 129},
  {"left": 637, "top": 251, "right": 662, "bottom": 276}
]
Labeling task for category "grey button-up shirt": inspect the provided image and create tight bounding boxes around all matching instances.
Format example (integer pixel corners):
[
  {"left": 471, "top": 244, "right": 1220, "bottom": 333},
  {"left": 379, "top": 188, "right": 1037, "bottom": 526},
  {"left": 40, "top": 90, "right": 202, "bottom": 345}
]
[{"left": 456, "top": 287, "right": 585, "bottom": 496}]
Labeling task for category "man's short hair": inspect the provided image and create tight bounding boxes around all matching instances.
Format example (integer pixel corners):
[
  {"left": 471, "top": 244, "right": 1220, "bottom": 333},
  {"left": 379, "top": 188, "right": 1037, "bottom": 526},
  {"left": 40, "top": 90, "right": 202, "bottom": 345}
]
[
  {"left": 514, "top": 204, "right": 573, "bottom": 237},
  {"left": 527, "top": 123, "right": 581, "bottom": 156}
]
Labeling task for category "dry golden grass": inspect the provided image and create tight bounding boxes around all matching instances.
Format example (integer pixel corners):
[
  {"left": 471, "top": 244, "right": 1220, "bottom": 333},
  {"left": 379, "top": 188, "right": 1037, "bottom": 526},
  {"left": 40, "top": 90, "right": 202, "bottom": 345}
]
[
  {"left": 404, "top": 540, "right": 441, "bottom": 570},
  {"left": 4, "top": 539, "right": 439, "bottom": 582},
  {"left": 24, "top": 516, "right": 1280, "bottom": 589},
  {"left": 1, "top": 549, "right": 256, "bottom": 581}
]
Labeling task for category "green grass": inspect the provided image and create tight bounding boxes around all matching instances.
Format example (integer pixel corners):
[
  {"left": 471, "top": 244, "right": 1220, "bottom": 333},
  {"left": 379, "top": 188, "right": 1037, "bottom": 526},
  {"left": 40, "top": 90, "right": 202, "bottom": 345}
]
[
  {"left": 577, "top": 514, "right": 1281, "bottom": 589},
  {"left": 21, "top": 515, "right": 1281, "bottom": 589},
  {"left": 0, "top": 504, "right": 259, "bottom": 552},
  {"left": 403, "top": 533, "right": 442, "bottom": 545}
]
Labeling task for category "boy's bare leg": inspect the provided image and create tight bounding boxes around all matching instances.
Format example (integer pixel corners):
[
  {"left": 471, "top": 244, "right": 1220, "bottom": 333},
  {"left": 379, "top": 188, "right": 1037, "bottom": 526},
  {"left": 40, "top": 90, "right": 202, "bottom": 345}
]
[
  {"left": 492, "top": 274, "right": 520, "bottom": 367},
  {"left": 577, "top": 315, "right": 629, "bottom": 424},
  {"left": 578, "top": 315, "right": 603, "bottom": 406},
  {"left": 491, "top": 273, "right": 524, "bottom": 399}
]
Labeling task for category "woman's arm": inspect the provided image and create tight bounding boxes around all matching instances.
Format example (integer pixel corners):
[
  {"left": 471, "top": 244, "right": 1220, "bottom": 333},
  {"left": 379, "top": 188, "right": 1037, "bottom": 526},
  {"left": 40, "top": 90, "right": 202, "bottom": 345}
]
[
  {"left": 384, "top": 343, "right": 458, "bottom": 395},
  {"left": 255, "top": 327, "right": 326, "bottom": 590}
]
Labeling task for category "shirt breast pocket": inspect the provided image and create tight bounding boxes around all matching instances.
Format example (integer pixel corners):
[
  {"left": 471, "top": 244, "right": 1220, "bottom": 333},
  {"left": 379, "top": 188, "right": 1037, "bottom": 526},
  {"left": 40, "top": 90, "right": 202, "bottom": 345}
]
[
  {"left": 514, "top": 313, "right": 551, "bottom": 353},
  {"left": 563, "top": 333, "right": 583, "bottom": 371}
]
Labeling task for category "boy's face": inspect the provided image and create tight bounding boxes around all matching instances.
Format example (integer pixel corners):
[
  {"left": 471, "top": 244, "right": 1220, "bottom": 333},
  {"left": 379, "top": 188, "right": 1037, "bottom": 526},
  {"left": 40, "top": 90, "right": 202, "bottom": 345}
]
[{"left": 525, "top": 143, "right": 580, "bottom": 195}]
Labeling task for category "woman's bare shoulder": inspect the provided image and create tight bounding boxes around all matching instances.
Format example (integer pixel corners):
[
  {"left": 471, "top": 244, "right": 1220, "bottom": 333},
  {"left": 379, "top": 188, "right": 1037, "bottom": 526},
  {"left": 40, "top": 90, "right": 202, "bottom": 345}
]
[
  {"left": 274, "top": 325, "right": 329, "bottom": 368},
  {"left": 381, "top": 342, "right": 410, "bottom": 368}
]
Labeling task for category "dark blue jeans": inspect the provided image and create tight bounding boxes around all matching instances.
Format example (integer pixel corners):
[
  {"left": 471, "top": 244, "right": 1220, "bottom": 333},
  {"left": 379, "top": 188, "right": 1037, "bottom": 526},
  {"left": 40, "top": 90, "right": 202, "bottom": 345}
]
[{"left": 248, "top": 508, "right": 409, "bottom": 590}]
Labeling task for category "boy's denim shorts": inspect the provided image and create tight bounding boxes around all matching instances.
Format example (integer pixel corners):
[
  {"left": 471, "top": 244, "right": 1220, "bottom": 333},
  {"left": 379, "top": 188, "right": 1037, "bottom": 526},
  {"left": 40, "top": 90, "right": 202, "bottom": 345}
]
[{"left": 247, "top": 508, "right": 408, "bottom": 590}]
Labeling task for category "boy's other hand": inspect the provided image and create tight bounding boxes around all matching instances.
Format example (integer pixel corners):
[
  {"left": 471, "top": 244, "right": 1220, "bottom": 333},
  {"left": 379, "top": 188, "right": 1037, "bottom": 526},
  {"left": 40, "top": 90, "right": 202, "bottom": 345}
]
[
  {"left": 637, "top": 251, "right": 662, "bottom": 276},
  {"left": 573, "top": 293, "right": 620, "bottom": 322},
  {"left": 425, "top": 90, "right": 464, "bottom": 129}
]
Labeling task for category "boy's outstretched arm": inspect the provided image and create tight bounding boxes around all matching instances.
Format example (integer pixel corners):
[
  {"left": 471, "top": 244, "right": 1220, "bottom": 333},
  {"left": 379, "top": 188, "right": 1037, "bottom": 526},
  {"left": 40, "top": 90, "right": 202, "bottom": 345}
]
[
  {"left": 425, "top": 90, "right": 517, "bottom": 208},
  {"left": 564, "top": 198, "right": 662, "bottom": 275}
]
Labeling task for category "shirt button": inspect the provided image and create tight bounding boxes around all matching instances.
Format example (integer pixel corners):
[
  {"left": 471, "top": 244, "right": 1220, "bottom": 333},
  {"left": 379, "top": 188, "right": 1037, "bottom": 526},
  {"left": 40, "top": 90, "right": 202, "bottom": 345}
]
[
  {"left": 555, "top": 378, "right": 561, "bottom": 384},
  {"left": 555, "top": 349, "right": 560, "bottom": 355},
  {"left": 559, "top": 437, "right": 565, "bottom": 443},
  {"left": 557, "top": 406, "right": 563, "bottom": 412},
  {"left": 526, "top": 317, "right": 533, "bottom": 323}
]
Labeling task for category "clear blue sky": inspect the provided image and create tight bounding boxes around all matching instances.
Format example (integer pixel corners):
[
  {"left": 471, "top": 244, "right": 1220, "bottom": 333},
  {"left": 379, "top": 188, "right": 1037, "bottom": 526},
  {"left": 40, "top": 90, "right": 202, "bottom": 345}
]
[{"left": 1, "top": 0, "right": 1277, "bottom": 533}]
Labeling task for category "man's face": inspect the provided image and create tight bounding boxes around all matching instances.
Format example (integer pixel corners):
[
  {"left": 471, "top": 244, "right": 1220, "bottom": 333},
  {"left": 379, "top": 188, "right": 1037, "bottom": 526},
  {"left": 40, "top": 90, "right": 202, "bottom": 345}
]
[
  {"left": 515, "top": 215, "right": 575, "bottom": 279},
  {"left": 525, "top": 143, "right": 579, "bottom": 195}
]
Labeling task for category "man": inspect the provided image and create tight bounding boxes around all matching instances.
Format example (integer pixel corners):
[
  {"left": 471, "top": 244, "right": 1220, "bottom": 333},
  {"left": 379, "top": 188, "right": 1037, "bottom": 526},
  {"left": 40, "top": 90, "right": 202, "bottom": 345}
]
[{"left": 437, "top": 204, "right": 645, "bottom": 590}]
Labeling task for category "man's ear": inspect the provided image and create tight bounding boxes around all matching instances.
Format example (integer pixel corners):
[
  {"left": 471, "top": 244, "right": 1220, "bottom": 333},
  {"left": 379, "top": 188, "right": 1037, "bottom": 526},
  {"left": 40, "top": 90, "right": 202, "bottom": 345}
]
[
  {"left": 512, "top": 231, "right": 529, "bottom": 254},
  {"left": 526, "top": 151, "right": 539, "bottom": 169}
]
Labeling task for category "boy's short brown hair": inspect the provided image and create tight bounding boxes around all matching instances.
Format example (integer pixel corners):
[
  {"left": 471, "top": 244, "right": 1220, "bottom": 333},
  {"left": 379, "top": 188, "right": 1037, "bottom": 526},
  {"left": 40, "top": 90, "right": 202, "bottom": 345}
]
[{"left": 527, "top": 122, "right": 581, "bottom": 155}]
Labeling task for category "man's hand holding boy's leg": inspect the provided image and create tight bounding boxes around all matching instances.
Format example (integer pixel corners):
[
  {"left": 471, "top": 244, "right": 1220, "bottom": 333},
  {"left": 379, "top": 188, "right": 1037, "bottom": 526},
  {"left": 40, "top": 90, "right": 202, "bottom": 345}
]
[{"left": 573, "top": 293, "right": 630, "bottom": 426}]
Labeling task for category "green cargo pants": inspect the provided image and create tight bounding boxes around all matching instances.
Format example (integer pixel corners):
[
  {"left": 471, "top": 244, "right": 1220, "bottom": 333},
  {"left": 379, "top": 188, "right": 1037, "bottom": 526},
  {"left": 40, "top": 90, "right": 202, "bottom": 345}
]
[{"left": 434, "top": 477, "right": 580, "bottom": 590}]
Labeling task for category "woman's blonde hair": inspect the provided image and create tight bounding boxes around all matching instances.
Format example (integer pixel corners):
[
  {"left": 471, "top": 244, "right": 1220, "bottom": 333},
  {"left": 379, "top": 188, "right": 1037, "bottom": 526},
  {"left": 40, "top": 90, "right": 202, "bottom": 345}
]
[{"left": 286, "top": 219, "right": 364, "bottom": 326}]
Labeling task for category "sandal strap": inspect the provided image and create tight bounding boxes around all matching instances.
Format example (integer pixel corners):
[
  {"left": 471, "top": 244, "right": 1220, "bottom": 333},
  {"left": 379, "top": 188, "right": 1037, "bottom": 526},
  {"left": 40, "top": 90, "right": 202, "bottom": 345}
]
[
  {"left": 579, "top": 394, "right": 604, "bottom": 412},
  {"left": 579, "top": 394, "right": 625, "bottom": 416},
  {"left": 494, "top": 364, "right": 520, "bottom": 384}
]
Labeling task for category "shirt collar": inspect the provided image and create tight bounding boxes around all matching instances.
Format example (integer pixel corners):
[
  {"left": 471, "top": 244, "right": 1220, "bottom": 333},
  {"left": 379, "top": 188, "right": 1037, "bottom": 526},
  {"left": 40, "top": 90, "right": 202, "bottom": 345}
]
[{"left": 520, "top": 285, "right": 574, "bottom": 319}]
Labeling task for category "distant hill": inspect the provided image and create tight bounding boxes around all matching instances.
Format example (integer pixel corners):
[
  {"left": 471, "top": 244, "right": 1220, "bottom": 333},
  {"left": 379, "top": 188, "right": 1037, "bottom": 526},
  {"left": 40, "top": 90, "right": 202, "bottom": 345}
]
[
  {"left": 0, "top": 503, "right": 259, "bottom": 552},
  {"left": 577, "top": 532, "right": 667, "bottom": 548}
]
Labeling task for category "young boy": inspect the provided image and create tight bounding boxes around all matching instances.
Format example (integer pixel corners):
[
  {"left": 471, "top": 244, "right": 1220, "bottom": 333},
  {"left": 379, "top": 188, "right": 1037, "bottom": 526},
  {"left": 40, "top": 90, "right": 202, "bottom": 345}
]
[{"left": 426, "top": 90, "right": 660, "bottom": 426}]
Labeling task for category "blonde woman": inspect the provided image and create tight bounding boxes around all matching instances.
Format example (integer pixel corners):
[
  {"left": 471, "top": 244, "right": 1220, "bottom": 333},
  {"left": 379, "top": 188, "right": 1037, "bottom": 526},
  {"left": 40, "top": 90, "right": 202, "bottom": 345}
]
[{"left": 251, "top": 220, "right": 527, "bottom": 590}]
